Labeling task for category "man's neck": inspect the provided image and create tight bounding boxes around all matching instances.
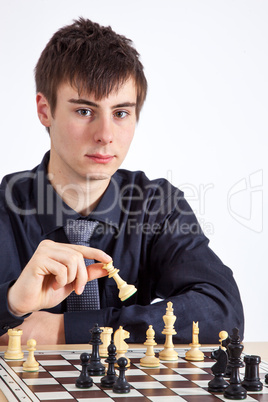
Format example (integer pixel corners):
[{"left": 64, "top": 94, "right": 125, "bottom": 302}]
[{"left": 47, "top": 161, "right": 110, "bottom": 216}]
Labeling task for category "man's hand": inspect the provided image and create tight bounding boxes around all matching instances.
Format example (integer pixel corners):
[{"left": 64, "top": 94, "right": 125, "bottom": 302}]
[{"left": 7, "top": 240, "right": 111, "bottom": 317}]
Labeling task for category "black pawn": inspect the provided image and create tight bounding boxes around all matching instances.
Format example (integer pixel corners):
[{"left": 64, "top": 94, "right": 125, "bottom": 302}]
[
  {"left": 76, "top": 352, "right": 93, "bottom": 388},
  {"left": 224, "top": 328, "right": 247, "bottom": 400},
  {"left": 88, "top": 323, "right": 105, "bottom": 376},
  {"left": 101, "top": 340, "right": 118, "bottom": 388},
  {"left": 265, "top": 373, "right": 268, "bottom": 384},
  {"left": 113, "top": 357, "right": 130, "bottom": 394},
  {"left": 208, "top": 347, "right": 229, "bottom": 392},
  {"left": 242, "top": 355, "right": 263, "bottom": 391}
]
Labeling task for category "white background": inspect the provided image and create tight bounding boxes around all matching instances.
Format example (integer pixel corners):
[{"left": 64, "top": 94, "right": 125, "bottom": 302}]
[{"left": 0, "top": 0, "right": 267, "bottom": 341}]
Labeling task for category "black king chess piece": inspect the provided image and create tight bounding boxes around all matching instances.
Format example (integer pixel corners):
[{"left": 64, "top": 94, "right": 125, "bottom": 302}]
[
  {"left": 101, "top": 340, "right": 118, "bottom": 388},
  {"left": 224, "top": 328, "right": 247, "bottom": 400},
  {"left": 88, "top": 323, "right": 105, "bottom": 376}
]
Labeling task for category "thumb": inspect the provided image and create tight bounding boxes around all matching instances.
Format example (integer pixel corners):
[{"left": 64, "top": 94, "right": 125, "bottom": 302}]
[{"left": 86, "top": 262, "right": 109, "bottom": 281}]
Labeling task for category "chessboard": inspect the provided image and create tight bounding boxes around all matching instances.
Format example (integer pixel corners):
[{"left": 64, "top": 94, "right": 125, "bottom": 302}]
[{"left": 0, "top": 347, "right": 268, "bottom": 402}]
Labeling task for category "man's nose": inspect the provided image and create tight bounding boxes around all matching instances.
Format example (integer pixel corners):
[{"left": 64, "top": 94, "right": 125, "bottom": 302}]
[{"left": 93, "top": 116, "right": 113, "bottom": 144}]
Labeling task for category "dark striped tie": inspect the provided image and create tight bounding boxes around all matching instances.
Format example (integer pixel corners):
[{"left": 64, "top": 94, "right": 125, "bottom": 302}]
[{"left": 64, "top": 219, "right": 100, "bottom": 311}]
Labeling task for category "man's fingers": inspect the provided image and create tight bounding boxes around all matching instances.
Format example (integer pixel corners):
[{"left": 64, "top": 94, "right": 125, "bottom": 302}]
[
  {"left": 31, "top": 240, "right": 112, "bottom": 297},
  {"left": 67, "top": 244, "right": 112, "bottom": 264},
  {"left": 54, "top": 244, "right": 111, "bottom": 295},
  {"left": 72, "top": 263, "right": 109, "bottom": 295},
  {"left": 39, "top": 258, "right": 68, "bottom": 288},
  {"left": 38, "top": 240, "right": 112, "bottom": 265}
]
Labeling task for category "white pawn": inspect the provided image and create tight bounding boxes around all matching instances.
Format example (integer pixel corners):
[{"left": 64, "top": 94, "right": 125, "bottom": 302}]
[
  {"left": 140, "top": 325, "right": 160, "bottom": 367},
  {"left": 23, "top": 339, "right": 39, "bottom": 372}
]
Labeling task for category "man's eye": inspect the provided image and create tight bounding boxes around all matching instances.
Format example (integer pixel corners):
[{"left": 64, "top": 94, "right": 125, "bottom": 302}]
[
  {"left": 77, "top": 109, "right": 92, "bottom": 117},
  {"left": 114, "top": 111, "right": 128, "bottom": 119}
]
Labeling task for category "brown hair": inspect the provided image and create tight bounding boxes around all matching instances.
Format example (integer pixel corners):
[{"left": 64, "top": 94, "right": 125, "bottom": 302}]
[{"left": 35, "top": 17, "right": 147, "bottom": 120}]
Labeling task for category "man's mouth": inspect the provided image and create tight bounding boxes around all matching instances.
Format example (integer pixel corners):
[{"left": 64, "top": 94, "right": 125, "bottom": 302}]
[{"left": 85, "top": 153, "right": 115, "bottom": 164}]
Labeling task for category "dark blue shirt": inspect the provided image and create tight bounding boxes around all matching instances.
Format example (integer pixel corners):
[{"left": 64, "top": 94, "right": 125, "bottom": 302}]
[{"left": 0, "top": 152, "right": 244, "bottom": 343}]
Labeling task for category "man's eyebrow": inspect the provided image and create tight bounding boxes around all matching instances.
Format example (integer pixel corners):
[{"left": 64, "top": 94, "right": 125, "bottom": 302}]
[
  {"left": 68, "top": 98, "right": 99, "bottom": 107},
  {"left": 112, "top": 102, "right": 136, "bottom": 109},
  {"left": 68, "top": 99, "right": 136, "bottom": 109}
]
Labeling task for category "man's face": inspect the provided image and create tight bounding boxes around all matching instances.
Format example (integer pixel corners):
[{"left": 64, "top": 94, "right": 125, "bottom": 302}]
[{"left": 39, "top": 79, "right": 137, "bottom": 185}]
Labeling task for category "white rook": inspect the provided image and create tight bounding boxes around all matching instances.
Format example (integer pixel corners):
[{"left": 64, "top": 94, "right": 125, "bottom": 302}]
[{"left": 4, "top": 328, "right": 24, "bottom": 360}]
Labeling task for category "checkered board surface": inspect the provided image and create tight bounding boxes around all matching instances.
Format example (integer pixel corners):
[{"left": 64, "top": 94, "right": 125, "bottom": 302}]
[{"left": 0, "top": 347, "right": 268, "bottom": 402}]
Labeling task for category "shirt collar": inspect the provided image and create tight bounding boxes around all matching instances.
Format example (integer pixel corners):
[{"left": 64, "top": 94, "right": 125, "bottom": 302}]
[{"left": 34, "top": 152, "right": 122, "bottom": 235}]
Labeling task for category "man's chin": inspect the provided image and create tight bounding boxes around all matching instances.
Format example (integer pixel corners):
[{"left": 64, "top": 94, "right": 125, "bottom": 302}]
[{"left": 86, "top": 173, "right": 112, "bottom": 181}]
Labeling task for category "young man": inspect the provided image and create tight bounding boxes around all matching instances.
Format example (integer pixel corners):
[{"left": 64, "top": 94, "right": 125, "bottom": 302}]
[{"left": 0, "top": 18, "right": 244, "bottom": 345}]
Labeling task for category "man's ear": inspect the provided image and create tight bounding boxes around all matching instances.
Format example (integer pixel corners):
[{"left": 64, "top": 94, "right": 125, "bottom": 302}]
[{"left": 36, "top": 93, "right": 52, "bottom": 128}]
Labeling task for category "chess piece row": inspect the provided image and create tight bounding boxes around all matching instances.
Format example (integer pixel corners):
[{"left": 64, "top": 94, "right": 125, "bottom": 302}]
[
  {"left": 76, "top": 304, "right": 180, "bottom": 394},
  {"left": 76, "top": 349, "right": 130, "bottom": 394},
  {"left": 75, "top": 300, "right": 204, "bottom": 393},
  {"left": 76, "top": 324, "right": 131, "bottom": 393},
  {"left": 101, "top": 301, "right": 205, "bottom": 365},
  {"left": 99, "top": 301, "right": 180, "bottom": 368},
  {"left": 208, "top": 327, "right": 263, "bottom": 400},
  {"left": 140, "top": 304, "right": 204, "bottom": 365},
  {"left": 4, "top": 328, "right": 39, "bottom": 372}
]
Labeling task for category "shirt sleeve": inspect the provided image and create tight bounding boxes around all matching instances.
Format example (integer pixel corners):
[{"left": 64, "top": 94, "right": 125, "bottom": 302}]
[
  {"left": 0, "top": 190, "right": 33, "bottom": 336},
  {"left": 64, "top": 193, "right": 244, "bottom": 345},
  {"left": 0, "top": 281, "right": 28, "bottom": 335}
]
